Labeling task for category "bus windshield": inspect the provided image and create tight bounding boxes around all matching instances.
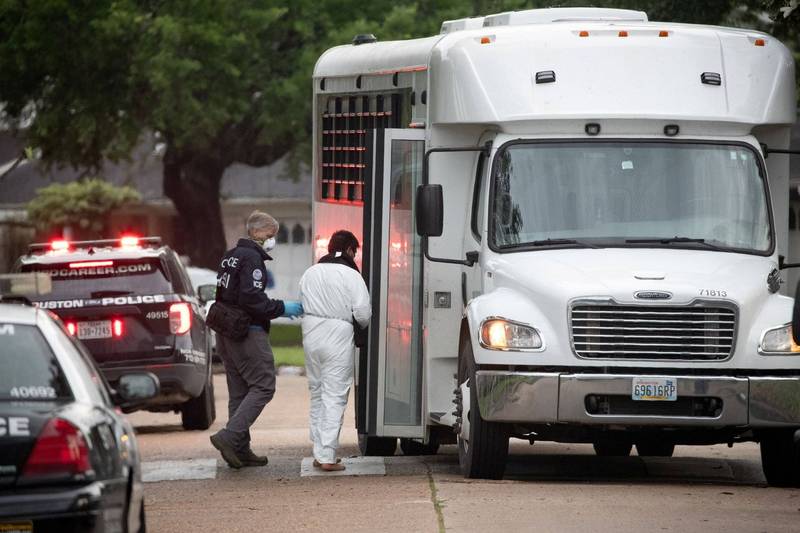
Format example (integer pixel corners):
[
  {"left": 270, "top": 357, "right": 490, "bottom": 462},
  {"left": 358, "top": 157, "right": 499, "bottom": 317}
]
[{"left": 490, "top": 142, "right": 772, "bottom": 254}]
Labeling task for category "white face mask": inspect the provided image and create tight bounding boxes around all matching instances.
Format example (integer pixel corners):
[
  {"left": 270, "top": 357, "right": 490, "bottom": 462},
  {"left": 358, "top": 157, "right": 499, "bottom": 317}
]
[{"left": 262, "top": 237, "right": 276, "bottom": 252}]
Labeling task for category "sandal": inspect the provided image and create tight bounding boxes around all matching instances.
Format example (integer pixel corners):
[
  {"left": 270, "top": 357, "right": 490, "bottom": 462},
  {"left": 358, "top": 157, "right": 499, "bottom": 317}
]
[{"left": 313, "top": 458, "right": 342, "bottom": 468}]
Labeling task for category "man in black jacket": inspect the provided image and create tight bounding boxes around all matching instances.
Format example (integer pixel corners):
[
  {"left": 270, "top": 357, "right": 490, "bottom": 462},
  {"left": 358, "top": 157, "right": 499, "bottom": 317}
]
[{"left": 210, "top": 210, "right": 303, "bottom": 468}]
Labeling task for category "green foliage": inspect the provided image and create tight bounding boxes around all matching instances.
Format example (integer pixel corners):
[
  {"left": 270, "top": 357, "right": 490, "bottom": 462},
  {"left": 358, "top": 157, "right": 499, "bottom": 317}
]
[
  {"left": 270, "top": 323, "right": 303, "bottom": 346},
  {"left": 27, "top": 178, "right": 140, "bottom": 237},
  {"left": 272, "top": 345, "right": 306, "bottom": 368}
]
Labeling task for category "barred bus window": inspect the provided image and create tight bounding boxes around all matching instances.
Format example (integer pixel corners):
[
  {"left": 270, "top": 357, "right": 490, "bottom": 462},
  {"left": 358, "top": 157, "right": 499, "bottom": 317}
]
[
  {"left": 319, "top": 91, "right": 405, "bottom": 205},
  {"left": 292, "top": 224, "right": 306, "bottom": 244}
]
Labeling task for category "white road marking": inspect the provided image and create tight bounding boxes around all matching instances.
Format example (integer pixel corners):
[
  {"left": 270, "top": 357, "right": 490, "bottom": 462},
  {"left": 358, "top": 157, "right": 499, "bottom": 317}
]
[
  {"left": 300, "top": 456, "right": 386, "bottom": 477},
  {"left": 142, "top": 458, "right": 218, "bottom": 482}
]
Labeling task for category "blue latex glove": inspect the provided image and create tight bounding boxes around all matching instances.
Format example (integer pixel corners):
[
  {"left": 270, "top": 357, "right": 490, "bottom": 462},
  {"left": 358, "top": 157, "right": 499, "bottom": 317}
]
[{"left": 281, "top": 300, "right": 304, "bottom": 319}]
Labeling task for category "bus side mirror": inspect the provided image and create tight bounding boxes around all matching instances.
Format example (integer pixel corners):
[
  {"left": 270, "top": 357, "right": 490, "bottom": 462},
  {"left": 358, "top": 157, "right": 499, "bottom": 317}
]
[
  {"left": 794, "top": 282, "right": 800, "bottom": 345},
  {"left": 416, "top": 184, "right": 443, "bottom": 237}
]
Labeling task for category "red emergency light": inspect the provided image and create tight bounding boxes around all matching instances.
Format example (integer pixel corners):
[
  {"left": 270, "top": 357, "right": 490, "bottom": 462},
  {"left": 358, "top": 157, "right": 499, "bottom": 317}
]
[
  {"left": 119, "top": 235, "right": 140, "bottom": 247},
  {"left": 113, "top": 319, "right": 124, "bottom": 337},
  {"left": 65, "top": 322, "right": 76, "bottom": 336},
  {"left": 69, "top": 260, "right": 114, "bottom": 269},
  {"left": 50, "top": 240, "right": 70, "bottom": 252}
]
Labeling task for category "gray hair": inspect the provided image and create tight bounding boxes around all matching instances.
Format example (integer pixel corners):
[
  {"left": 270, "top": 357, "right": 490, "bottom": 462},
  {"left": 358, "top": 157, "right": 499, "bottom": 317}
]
[{"left": 246, "top": 210, "right": 279, "bottom": 237}]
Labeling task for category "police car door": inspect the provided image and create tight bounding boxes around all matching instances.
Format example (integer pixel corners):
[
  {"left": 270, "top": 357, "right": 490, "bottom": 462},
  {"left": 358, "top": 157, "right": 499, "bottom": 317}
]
[{"left": 360, "top": 128, "right": 425, "bottom": 439}]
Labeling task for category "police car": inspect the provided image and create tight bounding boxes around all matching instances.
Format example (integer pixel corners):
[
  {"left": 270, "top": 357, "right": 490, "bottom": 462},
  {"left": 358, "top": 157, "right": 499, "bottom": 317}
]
[
  {"left": 15, "top": 236, "right": 215, "bottom": 430},
  {"left": 0, "top": 275, "right": 157, "bottom": 532}
]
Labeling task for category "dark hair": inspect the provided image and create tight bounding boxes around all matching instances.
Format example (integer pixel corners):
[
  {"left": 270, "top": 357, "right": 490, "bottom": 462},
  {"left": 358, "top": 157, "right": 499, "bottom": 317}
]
[{"left": 328, "top": 230, "right": 359, "bottom": 254}]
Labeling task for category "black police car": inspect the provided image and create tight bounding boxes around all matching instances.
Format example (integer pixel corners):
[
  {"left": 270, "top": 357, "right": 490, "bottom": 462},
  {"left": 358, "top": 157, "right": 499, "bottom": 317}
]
[
  {"left": 16, "top": 236, "right": 215, "bottom": 430},
  {"left": 0, "top": 285, "right": 158, "bottom": 532}
]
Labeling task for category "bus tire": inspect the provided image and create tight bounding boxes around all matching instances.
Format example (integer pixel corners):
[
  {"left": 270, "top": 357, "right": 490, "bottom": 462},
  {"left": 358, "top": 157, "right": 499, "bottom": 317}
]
[
  {"left": 400, "top": 437, "right": 440, "bottom": 456},
  {"left": 358, "top": 434, "right": 397, "bottom": 456},
  {"left": 760, "top": 430, "right": 800, "bottom": 487},
  {"left": 457, "top": 336, "right": 508, "bottom": 480}
]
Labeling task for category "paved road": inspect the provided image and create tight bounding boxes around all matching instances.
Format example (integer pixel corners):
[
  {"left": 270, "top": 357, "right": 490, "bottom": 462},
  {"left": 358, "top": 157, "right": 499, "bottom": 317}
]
[{"left": 129, "top": 373, "right": 800, "bottom": 532}]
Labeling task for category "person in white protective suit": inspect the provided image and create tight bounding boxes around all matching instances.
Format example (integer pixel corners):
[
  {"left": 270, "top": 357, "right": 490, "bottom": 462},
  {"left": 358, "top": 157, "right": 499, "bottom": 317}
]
[{"left": 299, "top": 230, "right": 371, "bottom": 471}]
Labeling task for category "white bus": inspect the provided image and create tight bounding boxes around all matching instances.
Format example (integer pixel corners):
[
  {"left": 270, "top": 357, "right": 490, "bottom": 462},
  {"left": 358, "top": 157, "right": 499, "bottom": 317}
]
[{"left": 311, "top": 7, "right": 800, "bottom": 483}]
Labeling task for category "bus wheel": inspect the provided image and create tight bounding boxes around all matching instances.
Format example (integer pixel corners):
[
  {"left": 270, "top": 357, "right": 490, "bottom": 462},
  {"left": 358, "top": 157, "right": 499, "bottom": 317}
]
[
  {"left": 457, "top": 336, "right": 508, "bottom": 479},
  {"left": 636, "top": 441, "right": 675, "bottom": 457},
  {"left": 760, "top": 430, "right": 800, "bottom": 487},
  {"left": 358, "top": 433, "right": 397, "bottom": 456},
  {"left": 400, "top": 437, "right": 440, "bottom": 456},
  {"left": 593, "top": 440, "right": 632, "bottom": 457}
]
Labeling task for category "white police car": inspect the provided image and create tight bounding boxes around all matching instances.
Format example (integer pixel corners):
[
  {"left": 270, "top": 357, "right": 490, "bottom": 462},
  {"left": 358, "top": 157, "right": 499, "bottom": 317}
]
[{"left": 0, "top": 274, "right": 158, "bottom": 532}]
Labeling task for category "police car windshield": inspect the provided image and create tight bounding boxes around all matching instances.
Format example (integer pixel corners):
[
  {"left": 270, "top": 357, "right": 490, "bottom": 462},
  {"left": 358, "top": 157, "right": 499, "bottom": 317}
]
[
  {"left": 23, "top": 259, "right": 171, "bottom": 300},
  {"left": 0, "top": 323, "right": 72, "bottom": 401}
]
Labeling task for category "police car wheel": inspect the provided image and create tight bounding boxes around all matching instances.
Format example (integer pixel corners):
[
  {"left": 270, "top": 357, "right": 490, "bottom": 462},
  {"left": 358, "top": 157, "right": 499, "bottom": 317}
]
[
  {"left": 137, "top": 501, "right": 147, "bottom": 533},
  {"left": 457, "top": 334, "right": 508, "bottom": 480},
  {"left": 180, "top": 368, "right": 216, "bottom": 430},
  {"left": 760, "top": 430, "right": 800, "bottom": 487}
]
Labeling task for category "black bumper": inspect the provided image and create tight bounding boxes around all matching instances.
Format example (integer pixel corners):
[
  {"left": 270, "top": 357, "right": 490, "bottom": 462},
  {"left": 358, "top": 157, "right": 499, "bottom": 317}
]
[
  {"left": 0, "top": 481, "right": 121, "bottom": 533},
  {"left": 103, "top": 361, "right": 207, "bottom": 406}
]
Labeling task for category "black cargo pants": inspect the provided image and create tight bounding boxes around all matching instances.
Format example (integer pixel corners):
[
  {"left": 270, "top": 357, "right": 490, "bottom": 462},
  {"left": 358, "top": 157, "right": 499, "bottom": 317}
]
[{"left": 216, "top": 326, "right": 276, "bottom": 452}]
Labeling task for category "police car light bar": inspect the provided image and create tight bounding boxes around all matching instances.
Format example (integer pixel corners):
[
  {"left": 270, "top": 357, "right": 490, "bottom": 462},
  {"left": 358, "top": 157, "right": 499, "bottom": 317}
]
[
  {"left": 0, "top": 273, "right": 53, "bottom": 301},
  {"left": 28, "top": 236, "right": 162, "bottom": 253}
]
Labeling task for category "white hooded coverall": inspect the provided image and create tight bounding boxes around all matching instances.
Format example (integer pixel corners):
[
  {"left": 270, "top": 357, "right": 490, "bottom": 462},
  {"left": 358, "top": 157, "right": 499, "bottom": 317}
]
[{"left": 299, "top": 259, "right": 371, "bottom": 464}]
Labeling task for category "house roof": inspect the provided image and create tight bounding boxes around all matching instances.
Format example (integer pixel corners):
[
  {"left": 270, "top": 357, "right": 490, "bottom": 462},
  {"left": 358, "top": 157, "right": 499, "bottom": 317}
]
[{"left": 0, "top": 132, "right": 311, "bottom": 205}]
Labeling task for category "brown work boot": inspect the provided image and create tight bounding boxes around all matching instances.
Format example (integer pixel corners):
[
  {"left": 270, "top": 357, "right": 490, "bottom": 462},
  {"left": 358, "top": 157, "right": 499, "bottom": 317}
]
[{"left": 240, "top": 448, "right": 269, "bottom": 467}]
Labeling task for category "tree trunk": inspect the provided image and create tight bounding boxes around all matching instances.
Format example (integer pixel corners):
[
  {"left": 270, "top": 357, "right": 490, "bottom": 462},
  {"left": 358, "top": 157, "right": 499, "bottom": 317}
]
[{"left": 163, "top": 148, "right": 228, "bottom": 270}]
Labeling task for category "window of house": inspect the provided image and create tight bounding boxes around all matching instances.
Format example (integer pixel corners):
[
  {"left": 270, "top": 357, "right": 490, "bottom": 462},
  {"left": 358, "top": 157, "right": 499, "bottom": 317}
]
[
  {"left": 292, "top": 224, "right": 306, "bottom": 244},
  {"left": 276, "top": 226, "right": 289, "bottom": 244}
]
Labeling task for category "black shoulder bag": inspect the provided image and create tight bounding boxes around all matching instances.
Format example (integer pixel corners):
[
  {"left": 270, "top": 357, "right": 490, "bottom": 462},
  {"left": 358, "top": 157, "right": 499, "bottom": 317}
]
[{"left": 207, "top": 301, "right": 251, "bottom": 340}]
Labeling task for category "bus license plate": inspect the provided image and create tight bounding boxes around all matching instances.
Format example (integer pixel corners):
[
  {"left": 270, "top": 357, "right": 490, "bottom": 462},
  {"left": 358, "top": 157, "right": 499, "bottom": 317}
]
[
  {"left": 632, "top": 377, "right": 677, "bottom": 401},
  {"left": 78, "top": 320, "right": 112, "bottom": 340}
]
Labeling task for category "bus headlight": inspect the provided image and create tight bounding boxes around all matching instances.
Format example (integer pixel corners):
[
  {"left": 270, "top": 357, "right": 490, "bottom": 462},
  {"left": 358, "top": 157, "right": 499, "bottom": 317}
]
[
  {"left": 480, "top": 318, "right": 543, "bottom": 351},
  {"left": 760, "top": 324, "right": 800, "bottom": 354}
]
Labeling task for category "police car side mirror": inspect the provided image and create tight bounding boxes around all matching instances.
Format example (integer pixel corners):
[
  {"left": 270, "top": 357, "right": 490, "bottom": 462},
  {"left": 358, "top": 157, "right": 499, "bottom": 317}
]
[
  {"left": 198, "top": 284, "right": 216, "bottom": 305},
  {"left": 114, "top": 372, "right": 160, "bottom": 412},
  {"left": 793, "top": 281, "right": 800, "bottom": 345},
  {"left": 416, "top": 184, "right": 443, "bottom": 237}
]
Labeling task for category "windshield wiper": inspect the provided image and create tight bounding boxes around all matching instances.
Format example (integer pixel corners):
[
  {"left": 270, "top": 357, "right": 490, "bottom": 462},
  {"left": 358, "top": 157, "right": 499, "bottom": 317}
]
[
  {"left": 625, "top": 237, "right": 724, "bottom": 251},
  {"left": 528, "top": 238, "right": 600, "bottom": 249},
  {"left": 90, "top": 290, "right": 133, "bottom": 298}
]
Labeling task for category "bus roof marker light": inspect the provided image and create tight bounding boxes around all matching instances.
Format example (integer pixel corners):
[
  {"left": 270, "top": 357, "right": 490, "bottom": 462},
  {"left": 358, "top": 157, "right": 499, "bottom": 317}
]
[
  {"left": 479, "top": 36, "right": 494, "bottom": 44},
  {"left": 535, "top": 71, "right": 556, "bottom": 84},
  {"left": 585, "top": 123, "right": 601, "bottom": 136},
  {"left": 664, "top": 124, "right": 680, "bottom": 137},
  {"left": 579, "top": 30, "right": 589, "bottom": 37},
  {"left": 618, "top": 31, "right": 628, "bottom": 37},
  {"left": 659, "top": 30, "right": 669, "bottom": 37},
  {"left": 754, "top": 38, "right": 766, "bottom": 47}
]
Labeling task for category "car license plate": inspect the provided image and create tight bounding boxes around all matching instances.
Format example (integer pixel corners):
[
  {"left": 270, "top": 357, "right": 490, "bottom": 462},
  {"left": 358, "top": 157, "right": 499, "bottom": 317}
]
[
  {"left": 0, "top": 522, "right": 33, "bottom": 533},
  {"left": 632, "top": 377, "right": 677, "bottom": 401},
  {"left": 77, "top": 320, "right": 112, "bottom": 340}
]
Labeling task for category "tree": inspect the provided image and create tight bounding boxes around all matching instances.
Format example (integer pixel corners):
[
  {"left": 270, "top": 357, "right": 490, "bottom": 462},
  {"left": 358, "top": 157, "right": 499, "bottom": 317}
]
[
  {"left": 27, "top": 178, "right": 140, "bottom": 239},
  {"left": 0, "top": 0, "right": 783, "bottom": 267}
]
